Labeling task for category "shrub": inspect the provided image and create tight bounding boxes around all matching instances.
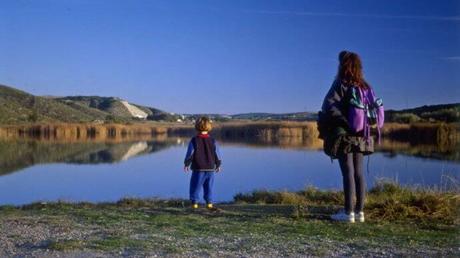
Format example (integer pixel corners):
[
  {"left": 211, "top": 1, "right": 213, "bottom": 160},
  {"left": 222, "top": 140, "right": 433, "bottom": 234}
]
[
  {"left": 391, "top": 113, "right": 422, "bottom": 123},
  {"left": 233, "top": 181, "right": 460, "bottom": 224},
  {"left": 366, "top": 181, "right": 460, "bottom": 224}
]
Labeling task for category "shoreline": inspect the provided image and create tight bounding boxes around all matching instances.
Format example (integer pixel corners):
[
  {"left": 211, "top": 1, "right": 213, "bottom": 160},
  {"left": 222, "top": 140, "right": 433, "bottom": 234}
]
[
  {"left": 1, "top": 183, "right": 458, "bottom": 257},
  {"left": 0, "top": 121, "right": 459, "bottom": 144}
]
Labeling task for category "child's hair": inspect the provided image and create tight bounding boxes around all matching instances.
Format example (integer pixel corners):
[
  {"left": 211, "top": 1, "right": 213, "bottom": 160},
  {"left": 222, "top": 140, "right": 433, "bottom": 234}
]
[{"left": 195, "top": 116, "right": 212, "bottom": 132}]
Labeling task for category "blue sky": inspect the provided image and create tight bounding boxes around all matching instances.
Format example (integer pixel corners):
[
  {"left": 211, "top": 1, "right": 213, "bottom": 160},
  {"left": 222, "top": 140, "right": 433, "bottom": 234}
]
[{"left": 0, "top": 0, "right": 459, "bottom": 114}]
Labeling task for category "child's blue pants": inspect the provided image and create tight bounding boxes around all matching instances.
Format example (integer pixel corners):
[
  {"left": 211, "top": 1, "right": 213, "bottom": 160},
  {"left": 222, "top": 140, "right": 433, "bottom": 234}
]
[{"left": 189, "top": 171, "right": 214, "bottom": 204}]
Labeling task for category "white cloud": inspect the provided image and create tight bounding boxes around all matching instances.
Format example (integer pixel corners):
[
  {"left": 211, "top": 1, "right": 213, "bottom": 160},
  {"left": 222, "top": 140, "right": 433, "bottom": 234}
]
[
  {"left": 441, "top": 56, "right": 460, "bottom": 61},
  {"left": 242, "top": 10, "right": 460, "bottom": 22}
]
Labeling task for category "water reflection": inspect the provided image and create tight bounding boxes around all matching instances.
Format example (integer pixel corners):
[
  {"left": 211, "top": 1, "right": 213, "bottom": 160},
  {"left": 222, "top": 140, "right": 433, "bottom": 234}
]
[
  {"left": 0, "top": 134, "right": 458, "bottom": 205},
  {"left": 0, "top": 134, "right": 458, "bottom": 178},
  {"left": 0, "top": 137, "right": 182, "bottom": 176},
  {"left": 376, "top": 140, "right": 460, "bottom": 162},
  {"left": 213, "top": 136, "right": 460, "bottom": 164}
]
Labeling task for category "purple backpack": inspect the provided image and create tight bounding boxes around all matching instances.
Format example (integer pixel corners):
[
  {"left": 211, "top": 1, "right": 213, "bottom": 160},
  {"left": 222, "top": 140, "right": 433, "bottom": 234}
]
[{"left": 348, "top": 86, "right": 384, "bottom": 143}]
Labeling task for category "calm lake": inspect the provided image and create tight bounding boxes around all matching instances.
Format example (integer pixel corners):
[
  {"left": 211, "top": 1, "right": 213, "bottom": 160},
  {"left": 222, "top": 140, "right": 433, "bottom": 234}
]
[{"left": 0, "top": 136, "right": 458, "bottom": 205}]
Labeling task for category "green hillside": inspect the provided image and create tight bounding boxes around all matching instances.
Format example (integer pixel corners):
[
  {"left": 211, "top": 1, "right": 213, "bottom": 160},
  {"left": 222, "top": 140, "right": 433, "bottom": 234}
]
[
  {"left": 385, "top": 103, "right": 460, "bottom": 123},
  {"left": 57, "top": 96, "right": 135, "bottom": 119},
  {"left": 2, "top": 84, "right": 457, "bottom": 124},
  {"left": 57, "top": 96, "right": 176, "bottom": 121},
  {"left": 0, "top": 84, "right": 177, "bottom": 124},
  {"left": 0, "top": 85, "right": 107, "bottom": 124}
]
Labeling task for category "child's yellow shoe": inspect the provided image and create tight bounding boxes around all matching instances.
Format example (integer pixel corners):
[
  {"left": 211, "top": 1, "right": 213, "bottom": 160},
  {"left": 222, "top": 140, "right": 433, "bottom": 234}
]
[
  {"left": 192, "top": 203, "right": 199, "bottom": 209},
  {"left": 206, "top": 203, "right": 213, "bottom": 209}
]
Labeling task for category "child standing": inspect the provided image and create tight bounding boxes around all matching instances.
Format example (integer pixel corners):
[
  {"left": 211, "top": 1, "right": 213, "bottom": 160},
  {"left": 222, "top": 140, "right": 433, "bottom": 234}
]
[{"left": 184, "top": 117, "right": 222, "bottom": 209}]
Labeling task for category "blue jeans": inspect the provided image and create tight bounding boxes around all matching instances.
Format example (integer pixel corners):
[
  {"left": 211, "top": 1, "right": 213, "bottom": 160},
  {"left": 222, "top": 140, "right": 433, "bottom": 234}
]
[{"left": 189, "top": 171, "right": 215, "bottom": 204}]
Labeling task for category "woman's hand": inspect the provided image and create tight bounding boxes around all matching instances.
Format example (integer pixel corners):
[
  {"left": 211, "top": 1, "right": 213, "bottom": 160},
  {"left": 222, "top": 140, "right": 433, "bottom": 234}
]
[
  {"left": 184, "top": 166, "right": 189, "bottom": 172},
  {"left": 215, "top": 167, "right": 221, "bottom": 173}
]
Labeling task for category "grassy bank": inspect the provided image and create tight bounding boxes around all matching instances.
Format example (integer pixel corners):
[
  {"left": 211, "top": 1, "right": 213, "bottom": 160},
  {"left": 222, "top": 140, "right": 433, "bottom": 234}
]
[
  {"left": 168, "top": 121, "right": 319, "bottom": 138},
  {"left": 0, "top": 183, "right": 458, "bottom": 257},
  {"left": 0, "top": 122, "right": 170, "bottom": 141},
  {"left": 0, "top": 121, "right": 324, "bottom": 149},
  {"left": 235, "top": 181, "right": 460, "bottom": 225}
]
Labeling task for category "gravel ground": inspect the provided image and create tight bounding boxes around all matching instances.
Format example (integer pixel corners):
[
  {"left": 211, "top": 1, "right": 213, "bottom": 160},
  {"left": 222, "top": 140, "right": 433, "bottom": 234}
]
[{"left": 0, "top": 204, "right": 458, "bottom": 257}]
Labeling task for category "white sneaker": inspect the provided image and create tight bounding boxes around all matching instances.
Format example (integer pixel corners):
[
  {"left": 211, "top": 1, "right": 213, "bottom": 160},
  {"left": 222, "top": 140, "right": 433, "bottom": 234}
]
[
  {"left": 331, "top": 211, "right": 355, "bottom": 223},
  {"left": 356, "top": 211, "right": 365, "bottom": 222}
]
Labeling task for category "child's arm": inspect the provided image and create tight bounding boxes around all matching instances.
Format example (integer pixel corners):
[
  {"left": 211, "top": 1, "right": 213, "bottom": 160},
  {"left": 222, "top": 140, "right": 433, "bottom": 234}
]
[
  {"left": 214, "top": 140, "right": 222, "bottom": 172},
  {"left": 183, "top": 139, "right": 195, "bottom": 172}
]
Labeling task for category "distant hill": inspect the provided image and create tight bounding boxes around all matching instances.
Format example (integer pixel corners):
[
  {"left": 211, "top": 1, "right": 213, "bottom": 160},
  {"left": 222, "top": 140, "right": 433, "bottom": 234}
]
[
  {"left": 385, "top": 103, "right": 460, "bottom": 123},
  {"left": 227, "top": 104, "right": 459, "bottom": 123},
  {"left": 184, "top": 104, "right": 459, "bottom": 123},
  {"left": 56, "top": 96, "right": 169, "bottom": 120},
  {"left": 0, "top": 84, "right": 179, "bottom": 124},
  {"left": 1, "top": 83, "right": 458, "bottom": 124},
  {"left": 182, "top": 112, "right": 317, "bottom": 122},
  {"left": 230, "top": 112, "right": 317, "bottom": 121}
]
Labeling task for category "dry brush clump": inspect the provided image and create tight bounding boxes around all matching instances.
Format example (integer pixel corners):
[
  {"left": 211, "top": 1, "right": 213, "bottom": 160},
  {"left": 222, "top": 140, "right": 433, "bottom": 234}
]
[
  {"left": 234, "top": 182, "right": 460, "bottom": 224},
  {"left": 116, "top": 197, "right": 187, "bottom": 208},
  {"left": 214, "top": 121, "right": 320, "bottom": 145},
  {"left": 383, "top": 122, "right": 460, "bottom": 146},
  {"left": 365, "top": 180, "right": 460, "bottom": 225},
  {"left": 234, "top": 188, "right": 343, "bottom": 206}
]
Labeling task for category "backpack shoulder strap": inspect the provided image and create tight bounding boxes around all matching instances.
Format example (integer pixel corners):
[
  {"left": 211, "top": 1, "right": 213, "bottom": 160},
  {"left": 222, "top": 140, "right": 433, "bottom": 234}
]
[{"left": 368, "top": 86, "right": 377, "bottom": 102}]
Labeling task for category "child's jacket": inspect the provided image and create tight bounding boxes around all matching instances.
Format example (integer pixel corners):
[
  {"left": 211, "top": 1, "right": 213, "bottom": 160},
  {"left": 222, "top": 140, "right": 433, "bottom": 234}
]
[{"left": 184, "top": 134, "right": 222, "bottom": 171}]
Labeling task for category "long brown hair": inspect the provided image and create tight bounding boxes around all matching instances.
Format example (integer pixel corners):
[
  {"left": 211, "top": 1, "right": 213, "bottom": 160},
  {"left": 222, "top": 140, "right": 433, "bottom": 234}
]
[{"left": 337, "top": 50, "right": 368, "bottom": 88}]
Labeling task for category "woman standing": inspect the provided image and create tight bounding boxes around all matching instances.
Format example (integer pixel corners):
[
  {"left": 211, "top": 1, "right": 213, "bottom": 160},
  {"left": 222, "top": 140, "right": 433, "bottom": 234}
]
[{"left": 319, "top": 50, "right": 381, "bottom": 223}]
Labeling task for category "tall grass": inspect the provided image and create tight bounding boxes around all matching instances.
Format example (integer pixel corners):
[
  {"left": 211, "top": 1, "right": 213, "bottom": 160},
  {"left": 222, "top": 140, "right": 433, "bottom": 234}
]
[
  {"left": 168, "top": 121, "right": 323, "bottom": 148},
  {"left": 234, "top": 181, "right": 460, "bottom": 224},
  {"left": 0, "top": 123, "right": 168, "bottom": 142},
  {"left": 382, "top": 122, "right": 460, "bottom": 145},
  {"left": 365, "top": 181, "right": 459, "bottom": 224}
]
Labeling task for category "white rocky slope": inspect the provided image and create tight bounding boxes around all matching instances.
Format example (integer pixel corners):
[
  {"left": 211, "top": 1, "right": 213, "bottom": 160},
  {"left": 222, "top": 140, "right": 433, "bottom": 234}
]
[{"left": 120, "top": 100, "right": 148, "bottom": 119}]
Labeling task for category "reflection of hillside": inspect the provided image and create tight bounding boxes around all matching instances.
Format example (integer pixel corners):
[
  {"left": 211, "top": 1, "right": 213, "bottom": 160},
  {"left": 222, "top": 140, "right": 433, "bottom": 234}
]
[
  {"left": 1, "top": 130, "right": 458, "bottom": 178},
  {"left": 61, "top": 141, "right": 176, "bottom": 164},
  {"left": 121, "top": 142, "right": 149, "bottom": 161},
  {"left": 0, "top": 138, "right": 180, "bottom": 176}
]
